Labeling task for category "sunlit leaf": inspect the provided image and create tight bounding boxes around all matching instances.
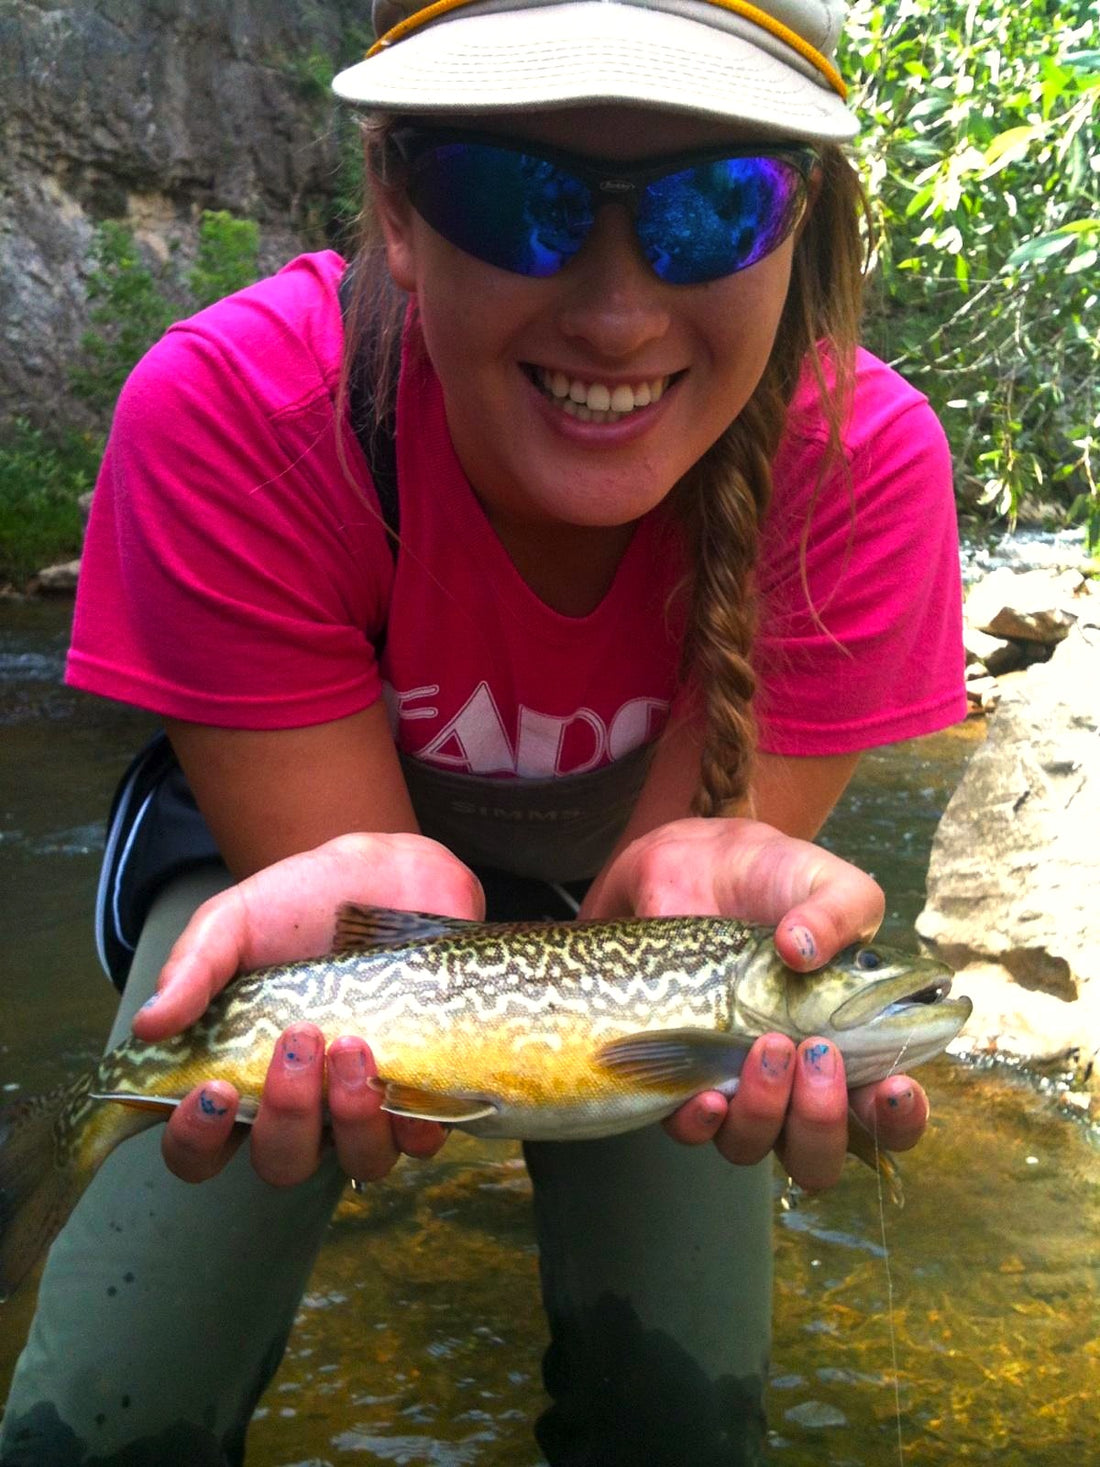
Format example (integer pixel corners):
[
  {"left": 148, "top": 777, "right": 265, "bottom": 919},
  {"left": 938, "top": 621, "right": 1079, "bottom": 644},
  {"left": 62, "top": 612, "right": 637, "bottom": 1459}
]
[
  {"left": 1065, "top": 248, "right": 1098, "bottom": 274},
  {"left": 1005, "top": 232, "right": 1079, "bottom": 265}
]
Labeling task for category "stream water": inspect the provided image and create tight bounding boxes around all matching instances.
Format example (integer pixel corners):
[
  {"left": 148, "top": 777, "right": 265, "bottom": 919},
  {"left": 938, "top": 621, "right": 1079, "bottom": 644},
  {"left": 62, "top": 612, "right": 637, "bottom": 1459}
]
[{"left": 1, "top": 597, "right": 1097, "bottom": 1465}]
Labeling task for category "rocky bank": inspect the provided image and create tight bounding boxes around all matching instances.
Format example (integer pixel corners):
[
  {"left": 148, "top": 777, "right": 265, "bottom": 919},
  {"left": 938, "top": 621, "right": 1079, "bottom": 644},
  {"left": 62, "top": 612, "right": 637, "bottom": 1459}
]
[{"left": 919, "top": 538, "right": 1100, "bottom": 1102}]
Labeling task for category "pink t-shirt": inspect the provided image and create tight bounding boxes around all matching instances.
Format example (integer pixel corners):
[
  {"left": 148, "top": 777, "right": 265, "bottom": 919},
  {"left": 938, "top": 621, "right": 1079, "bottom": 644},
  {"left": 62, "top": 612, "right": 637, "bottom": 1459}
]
[{"left": 67, "top": 251, "right": 966, "bottom": 778}]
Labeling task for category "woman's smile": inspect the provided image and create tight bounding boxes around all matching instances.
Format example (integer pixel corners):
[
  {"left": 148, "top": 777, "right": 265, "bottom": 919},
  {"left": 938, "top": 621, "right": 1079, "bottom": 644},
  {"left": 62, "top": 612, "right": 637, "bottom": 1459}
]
[{"left": 525, "top": 363, "right": 680, "bottom": 424}]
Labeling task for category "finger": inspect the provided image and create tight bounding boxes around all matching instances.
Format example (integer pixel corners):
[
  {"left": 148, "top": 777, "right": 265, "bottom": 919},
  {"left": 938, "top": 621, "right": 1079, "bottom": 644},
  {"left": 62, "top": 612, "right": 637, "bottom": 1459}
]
[
  {"left": 326, "top": 1038, "right": 401, "bottom": 1183},
  {"left": 161, "top": 1080, "right": 246, "bottom": 1183},
  {"left": 662, "top": 1091, "right": 729, "bottom": 1147},
  {"left": 249, "top": 1025, "right": 325, "bottom": 1187},
  {"left": 849, "top": 1075, "right": 929, "bottom": 1154},
  {"left": 773, "top": 868, "right": 885, "bottom": 972},
  {"left": 712, "top": 1035, "right": 797, "bottom": 1166},
  {"left": 775, "top": 1038, "right": 850, "bottom": 1192},
  {"left": 392, "top": 1116, "right": 449, "bottom": 1159}
]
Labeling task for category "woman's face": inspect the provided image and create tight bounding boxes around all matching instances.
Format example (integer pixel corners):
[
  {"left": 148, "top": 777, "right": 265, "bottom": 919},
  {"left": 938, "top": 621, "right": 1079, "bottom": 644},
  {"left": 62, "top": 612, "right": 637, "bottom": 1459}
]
[{"left": 376, "top": 106, "right": 798, "bottom": 535}]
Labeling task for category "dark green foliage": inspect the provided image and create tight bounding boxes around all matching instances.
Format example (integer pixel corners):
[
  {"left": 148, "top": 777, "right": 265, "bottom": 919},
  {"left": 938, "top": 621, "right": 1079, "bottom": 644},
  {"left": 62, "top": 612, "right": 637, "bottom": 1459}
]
[{"left": 0, "top": 421, "right": 99, "bottom": 587}]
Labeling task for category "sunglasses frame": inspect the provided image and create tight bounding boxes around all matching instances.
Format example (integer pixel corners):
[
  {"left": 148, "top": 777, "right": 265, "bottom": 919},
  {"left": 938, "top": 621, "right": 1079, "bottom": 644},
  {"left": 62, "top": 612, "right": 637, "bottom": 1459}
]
[{"left": 384, "top": 125, "right": 819, "bottom": 284}]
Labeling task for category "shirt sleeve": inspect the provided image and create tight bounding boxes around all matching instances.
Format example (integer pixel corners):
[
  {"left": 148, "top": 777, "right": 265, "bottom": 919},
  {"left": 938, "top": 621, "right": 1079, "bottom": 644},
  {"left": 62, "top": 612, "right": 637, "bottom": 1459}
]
[
  {"left": 66, "top": 311, "right": 395, "bottom": 729},
  {"left": 753, "top": 359, "right": 967, "bottom": 755}
]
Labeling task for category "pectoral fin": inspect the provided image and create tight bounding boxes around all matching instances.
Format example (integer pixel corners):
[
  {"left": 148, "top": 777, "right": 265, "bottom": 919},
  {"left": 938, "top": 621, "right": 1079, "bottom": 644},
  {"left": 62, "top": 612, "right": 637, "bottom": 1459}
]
[
  {"left": 846, "top": 1106, "right": 904, "bottom": 1207},
  {"left": 91, "top": 1092, "right": 179, "bottom": 1114},
  {"left": 594, "top": 1029, "right": 750, "bottom": 1092},
  {"left": 92, "top": 1092, "right": 259, "bottom": 1126},
  {"left": 370, "top": 1079, "right": 498, "bottom": 1125}
]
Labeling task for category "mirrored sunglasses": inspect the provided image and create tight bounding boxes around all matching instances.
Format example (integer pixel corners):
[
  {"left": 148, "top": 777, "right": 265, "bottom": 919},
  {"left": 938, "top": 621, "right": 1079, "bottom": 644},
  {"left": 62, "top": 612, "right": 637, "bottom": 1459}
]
[{"left": 387, "top": 127, "right": 817, "bottom": 286}]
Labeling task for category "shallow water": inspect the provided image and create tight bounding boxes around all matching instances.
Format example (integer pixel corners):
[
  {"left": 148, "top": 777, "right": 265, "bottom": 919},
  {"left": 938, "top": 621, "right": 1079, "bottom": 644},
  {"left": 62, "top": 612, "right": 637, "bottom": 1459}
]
[{"left": 1, "top": 599, "right": 1097, "bottom": 1465}]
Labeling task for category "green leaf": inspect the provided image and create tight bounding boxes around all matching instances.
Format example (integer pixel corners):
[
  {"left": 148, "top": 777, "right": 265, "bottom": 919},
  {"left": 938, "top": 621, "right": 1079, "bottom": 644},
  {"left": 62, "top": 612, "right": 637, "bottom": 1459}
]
[
  {"left": 1065, "top": 248, "right": 1098, "bottom": 275},
  {"left": 1006, "top": 231, "right": 1079, "bottom": 265}
]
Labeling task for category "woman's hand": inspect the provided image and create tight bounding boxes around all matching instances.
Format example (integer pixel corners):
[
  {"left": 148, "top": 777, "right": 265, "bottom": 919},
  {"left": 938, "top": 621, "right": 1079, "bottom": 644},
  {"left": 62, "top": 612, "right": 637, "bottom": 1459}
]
[
  {"left": 582, "top": 817, "right": 930, "bottom": 1189},
  {"left": 133, "top": 832, "right": 485, "bottom": 1186}
]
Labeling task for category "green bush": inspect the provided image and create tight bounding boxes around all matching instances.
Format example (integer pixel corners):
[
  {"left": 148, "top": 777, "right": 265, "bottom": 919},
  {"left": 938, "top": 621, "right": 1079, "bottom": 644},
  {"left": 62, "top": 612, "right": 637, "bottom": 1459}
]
[
  {"left": 1, "top": 210, "right": 262, "bottom": 583},
  {"left": 841, "top": 0, "right": 1100, "bottom": 545},
  {"left": 0, "top": 420, "right": 98, "bottom": 586},
  {"left": 68, "top": 221, "right": 179, "bottom": 420},
  {"left": 189, "top": 210, "right": 262, "bottom": 310}
]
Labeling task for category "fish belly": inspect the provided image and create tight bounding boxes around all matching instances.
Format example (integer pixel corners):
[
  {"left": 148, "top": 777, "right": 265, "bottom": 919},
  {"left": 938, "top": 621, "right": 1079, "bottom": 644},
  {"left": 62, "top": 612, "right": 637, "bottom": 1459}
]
[{"left": 455, "top": 1091, "right": 684, "bottom": 1142}]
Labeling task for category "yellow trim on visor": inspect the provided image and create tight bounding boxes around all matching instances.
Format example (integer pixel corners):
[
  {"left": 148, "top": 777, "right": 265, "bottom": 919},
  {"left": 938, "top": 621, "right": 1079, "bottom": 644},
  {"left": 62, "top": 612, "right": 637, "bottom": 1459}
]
[{"left": 365, "top": 0, "right": 848, "bottom": 100}]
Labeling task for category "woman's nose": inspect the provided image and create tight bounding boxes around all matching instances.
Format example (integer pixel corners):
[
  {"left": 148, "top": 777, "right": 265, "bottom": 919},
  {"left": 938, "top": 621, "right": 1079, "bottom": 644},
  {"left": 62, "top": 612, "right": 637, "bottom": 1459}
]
[{"left": 554, "top": 206, "right": 672, "bottom": 360}]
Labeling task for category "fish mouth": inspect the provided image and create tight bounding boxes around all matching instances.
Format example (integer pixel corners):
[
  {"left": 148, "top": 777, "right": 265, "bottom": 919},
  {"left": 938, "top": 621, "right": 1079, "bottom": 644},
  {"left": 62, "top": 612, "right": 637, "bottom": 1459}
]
[
  {"left": 832, "top": 969, "right": 973, "bottom": 1088},
  {"left": 829, "top": 966, "right": 959, "bottom": 1030},
  {"left": 878, "top": 975, "right": 956, "bottom": 1017}
]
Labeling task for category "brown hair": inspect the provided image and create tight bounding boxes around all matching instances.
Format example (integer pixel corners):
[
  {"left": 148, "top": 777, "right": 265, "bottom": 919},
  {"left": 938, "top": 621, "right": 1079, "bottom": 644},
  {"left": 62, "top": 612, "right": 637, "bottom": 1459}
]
[{"left": 337, "top": 122, "right": 868, "bottom": 818}]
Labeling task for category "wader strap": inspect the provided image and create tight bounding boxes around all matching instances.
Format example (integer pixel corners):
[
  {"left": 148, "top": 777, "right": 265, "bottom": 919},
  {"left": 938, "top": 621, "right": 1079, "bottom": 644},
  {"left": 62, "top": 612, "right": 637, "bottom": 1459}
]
[{"left": 338, "top": 261, "right": 400, "bottom": 548}]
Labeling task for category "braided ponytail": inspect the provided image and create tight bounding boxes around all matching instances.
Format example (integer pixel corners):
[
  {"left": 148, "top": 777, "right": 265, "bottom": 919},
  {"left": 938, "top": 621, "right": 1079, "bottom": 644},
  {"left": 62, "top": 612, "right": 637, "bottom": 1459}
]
[{"left": 675, "top": 144, "right": 868, "bottom": 817}]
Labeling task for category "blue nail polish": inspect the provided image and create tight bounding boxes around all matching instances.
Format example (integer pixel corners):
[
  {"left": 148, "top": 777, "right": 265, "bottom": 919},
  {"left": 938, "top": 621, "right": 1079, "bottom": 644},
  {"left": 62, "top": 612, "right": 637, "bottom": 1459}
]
[
  {"left": 789, "top": 925, "right": 817, "bottom": 962},
  {"left": 199, "top": 1088, "right": 229, "bottom": 1118},
  {"left": 803, "top": 1041, "right": 835, "bottom": 1076},
  {"left": 282, "top": 1031, "right": 317, "bottom": 1067}
]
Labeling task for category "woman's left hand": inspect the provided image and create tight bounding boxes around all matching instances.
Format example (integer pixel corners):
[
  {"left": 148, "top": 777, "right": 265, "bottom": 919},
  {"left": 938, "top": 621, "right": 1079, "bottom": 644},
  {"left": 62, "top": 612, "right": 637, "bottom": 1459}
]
[{"left": 581, "top": 816, "right": 929, "bottom": 1190}]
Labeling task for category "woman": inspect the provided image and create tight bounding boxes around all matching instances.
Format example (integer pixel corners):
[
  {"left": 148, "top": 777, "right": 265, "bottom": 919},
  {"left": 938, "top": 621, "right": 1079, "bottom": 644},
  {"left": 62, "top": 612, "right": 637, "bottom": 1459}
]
[{"left": 1, "top": 0, "right": 966, "bottom": 1462}]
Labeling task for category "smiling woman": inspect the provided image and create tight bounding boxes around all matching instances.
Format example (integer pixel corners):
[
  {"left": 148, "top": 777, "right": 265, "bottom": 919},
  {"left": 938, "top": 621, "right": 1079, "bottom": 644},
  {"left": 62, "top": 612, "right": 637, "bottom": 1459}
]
[{"left": 2, "top": 0, "right": 967, "bottom": 1464}]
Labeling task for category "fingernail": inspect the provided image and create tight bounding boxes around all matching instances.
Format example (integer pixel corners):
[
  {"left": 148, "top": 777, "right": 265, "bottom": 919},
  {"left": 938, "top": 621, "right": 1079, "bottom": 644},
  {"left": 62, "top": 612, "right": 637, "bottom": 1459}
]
[
  {"left": 282, "top": 1030, "right": 319, "bottom": 1068},
  {"left": 761, "top": 1039, "right": 792, "bottom": 1078},
  {"left": 886, "top": 1087, "right": 915, "bottom": 1114},
  {"left": 803, "top": 1041, "right": 836, "bottom": 1078},
  {"left": 788, "top": 925, "right": 817, "bottom": 963},
  {"left": 198, "top": 1087, "right": 230, "bottom": 1120},
  {"left": 328, "top": 1045, "right": 368, "bottom": 1090}
]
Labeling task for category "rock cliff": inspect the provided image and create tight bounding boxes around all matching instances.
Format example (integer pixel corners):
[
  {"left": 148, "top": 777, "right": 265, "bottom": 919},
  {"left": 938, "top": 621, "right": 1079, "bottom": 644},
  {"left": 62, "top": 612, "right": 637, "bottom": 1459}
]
[{"left": 1, "top": 0, "right": 368, "bottom": 427}]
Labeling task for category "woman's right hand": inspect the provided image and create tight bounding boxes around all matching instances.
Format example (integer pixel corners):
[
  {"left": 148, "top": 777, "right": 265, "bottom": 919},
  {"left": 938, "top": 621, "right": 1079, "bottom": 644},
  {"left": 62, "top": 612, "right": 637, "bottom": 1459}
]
[{"left": 131, "top": 831, "right": 485, "bottom": 1186}]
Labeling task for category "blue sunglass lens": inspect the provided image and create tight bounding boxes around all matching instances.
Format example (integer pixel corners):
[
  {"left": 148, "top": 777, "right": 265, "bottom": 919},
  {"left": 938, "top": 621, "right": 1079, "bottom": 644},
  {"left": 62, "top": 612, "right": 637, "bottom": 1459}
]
[
  {"left": 638, "top": 156, "right": 805, "bottom": 285},
  {"left": 404, "top": 137, "right": 807, "bottom": 286},
  {"left": 408, "top": 142, "right": 593, "bottom": 277}
]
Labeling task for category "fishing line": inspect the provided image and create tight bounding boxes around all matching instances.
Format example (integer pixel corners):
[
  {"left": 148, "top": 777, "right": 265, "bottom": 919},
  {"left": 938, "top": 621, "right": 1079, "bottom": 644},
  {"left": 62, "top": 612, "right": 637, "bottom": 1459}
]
[{"left": 873, "top": 1072, "right": 905, "bottom": 1467}]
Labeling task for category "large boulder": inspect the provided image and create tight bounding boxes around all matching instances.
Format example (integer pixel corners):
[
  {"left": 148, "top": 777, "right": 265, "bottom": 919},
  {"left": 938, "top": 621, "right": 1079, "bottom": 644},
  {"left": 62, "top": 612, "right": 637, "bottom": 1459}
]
[
  {"left": 917, "top": 620, "right": 1100, "bottom": 1088},
  {"left": 1, "top": 0, "right": 366, "bottom": 429}
]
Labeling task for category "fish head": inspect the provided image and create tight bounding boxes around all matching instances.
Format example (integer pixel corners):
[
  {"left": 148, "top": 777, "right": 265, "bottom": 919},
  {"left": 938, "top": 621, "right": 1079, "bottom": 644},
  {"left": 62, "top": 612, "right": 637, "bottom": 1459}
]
[{"left": 732, "top": 938, "right": 972, "bottom": 1088}]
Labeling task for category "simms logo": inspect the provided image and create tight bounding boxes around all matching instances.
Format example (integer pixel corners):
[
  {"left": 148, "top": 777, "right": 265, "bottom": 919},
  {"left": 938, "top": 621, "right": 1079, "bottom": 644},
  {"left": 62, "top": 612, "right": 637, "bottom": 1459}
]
[{"left": 387, "top": 679, "right": 668, "bottom": 777}]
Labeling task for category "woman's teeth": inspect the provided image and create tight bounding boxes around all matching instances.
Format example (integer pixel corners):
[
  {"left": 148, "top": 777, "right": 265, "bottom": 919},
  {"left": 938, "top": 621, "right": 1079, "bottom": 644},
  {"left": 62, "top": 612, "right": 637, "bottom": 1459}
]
[{"left": 535, "top": 368, "right": 669, "bottom": 423}]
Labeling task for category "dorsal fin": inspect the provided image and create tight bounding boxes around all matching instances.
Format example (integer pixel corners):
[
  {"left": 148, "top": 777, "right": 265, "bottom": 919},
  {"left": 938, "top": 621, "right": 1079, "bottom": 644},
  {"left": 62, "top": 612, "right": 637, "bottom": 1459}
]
[{"left": 333, "top": 903, "right": 480, "bottom": 954}]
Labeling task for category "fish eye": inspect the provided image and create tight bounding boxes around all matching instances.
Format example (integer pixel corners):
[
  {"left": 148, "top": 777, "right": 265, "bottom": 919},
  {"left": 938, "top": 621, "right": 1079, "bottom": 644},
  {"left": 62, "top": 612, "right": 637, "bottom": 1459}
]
[{"left": 854, "top": 947, "right": 883, "bottom": 971}]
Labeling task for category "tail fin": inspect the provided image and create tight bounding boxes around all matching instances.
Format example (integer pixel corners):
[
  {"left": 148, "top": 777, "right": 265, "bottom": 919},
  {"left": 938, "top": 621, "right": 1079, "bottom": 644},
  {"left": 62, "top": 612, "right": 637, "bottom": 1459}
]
[{"left": 0, "top": 1074, "right": 154, "bottom": 1301}]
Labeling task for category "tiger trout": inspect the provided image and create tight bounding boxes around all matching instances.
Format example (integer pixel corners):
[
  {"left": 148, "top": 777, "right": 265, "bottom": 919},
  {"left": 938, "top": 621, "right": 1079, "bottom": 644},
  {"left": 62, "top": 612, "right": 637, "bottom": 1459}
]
[{"left": 0, "top": 904, "right": 970, "bottom": 1299}]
